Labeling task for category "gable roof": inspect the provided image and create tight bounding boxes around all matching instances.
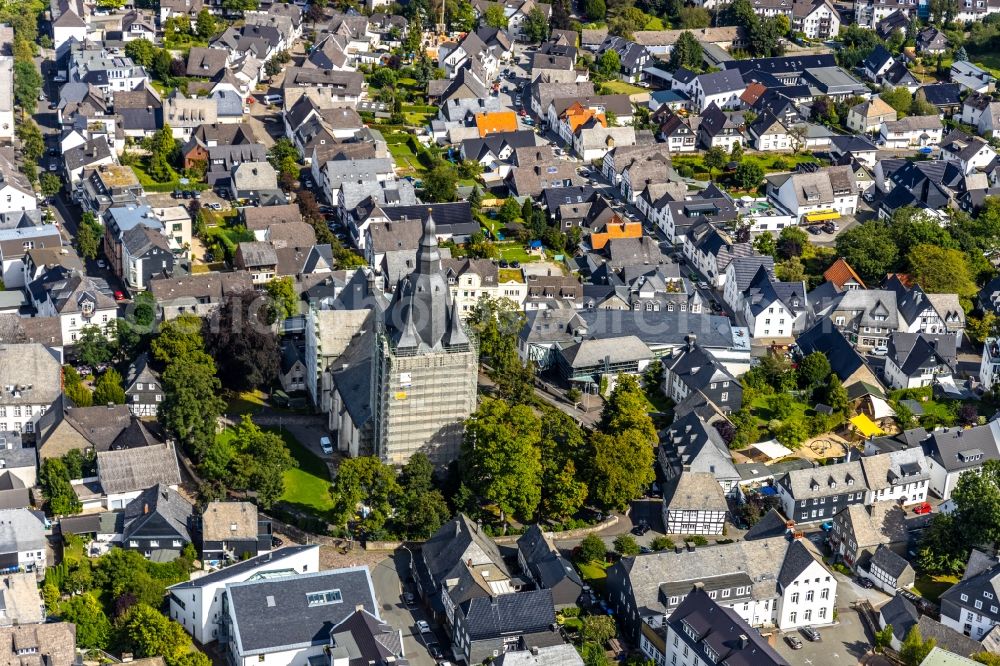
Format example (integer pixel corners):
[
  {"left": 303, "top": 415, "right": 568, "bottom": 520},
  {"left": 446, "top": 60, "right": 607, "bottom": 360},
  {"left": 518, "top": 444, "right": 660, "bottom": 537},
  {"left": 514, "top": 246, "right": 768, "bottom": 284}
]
[
  {"left": 458, "top": 589, "right": 557, "bottom": 640},
  {"left": 122, "top": 484, "right": 193, "bottom": 543},
  {"left": 97, "top": 442, "right": 182, "bottom": 494}
]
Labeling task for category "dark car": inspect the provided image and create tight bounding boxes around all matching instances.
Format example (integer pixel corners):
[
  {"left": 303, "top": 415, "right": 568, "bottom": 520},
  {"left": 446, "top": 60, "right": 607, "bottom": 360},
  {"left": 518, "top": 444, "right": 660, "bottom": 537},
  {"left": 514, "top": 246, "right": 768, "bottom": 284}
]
[
  {"left": 786, "top": 636, "right": 803, "bottom": 650},
  {"left": 631, "top": 521, "right": 650, "bottom": 536},
  {"left": 801, "top": 626, "right": 821, "bottom": 642},
  {"left": 857, "top": 577, "right": 875, "bottom": 589},
  {"left": 271, "top": 536, "right": 284, "bottom": 548},
  {"left": 807, "top": 225, "right": 823, "bottom": 235},
  {"left": 427, "top": 644, "right": 443, "bottom": 659}
]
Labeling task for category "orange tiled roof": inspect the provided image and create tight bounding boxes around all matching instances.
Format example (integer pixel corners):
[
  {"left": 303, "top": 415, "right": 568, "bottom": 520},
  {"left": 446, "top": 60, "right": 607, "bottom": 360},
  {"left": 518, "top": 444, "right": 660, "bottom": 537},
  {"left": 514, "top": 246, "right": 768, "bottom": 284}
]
[
  {"left": 475, "top": 111, "right": 518, "bottom": 138},
  {"left": 561, "top": 101, "right": 607, "bottom": 134},
  {"left": 823, "top": 257, "right": 866, "bottom": 290},
  {"left": 740, "top": 82, "right": 767, "bottom": 106},
  {"left": 590, "top": 218, "right": 641, "bottom": 250}
]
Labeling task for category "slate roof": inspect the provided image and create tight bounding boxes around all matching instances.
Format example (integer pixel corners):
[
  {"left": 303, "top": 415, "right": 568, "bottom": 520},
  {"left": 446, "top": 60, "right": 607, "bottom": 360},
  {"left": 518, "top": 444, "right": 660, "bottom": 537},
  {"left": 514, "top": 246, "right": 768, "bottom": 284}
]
[
  {"left": 226, "top": 566, "right": 379, "bottom": 654},
  {"left": 780, "top": 460, "right": 867, "bottom": 499},
  {"left": 664, "top": 472, "right": 728, "bottom": 512},
  {"left": 743, "top": 509, "right": 789, "bottom": 541},
  {"left": 422, "top": 514, "right": 510, "bottom": 586},
  {"left": 869, "top": 544, "right": 911, "bottom": 579},
  {"left": 887, "top": 331, "right": 957, "bottom": 377},
  {"left": 724, "top": 53, "right": 836, "bottom": 76},
  {"left": 97, "top": 442, "right": 182, "bottom": 494},
  {"left": 122, "top": 484, "right": 193, "bottom": 543},
  {"left": 920, "top": 83, "right": 962, "bottom": 108},
  {"left": 459, "top": 589, "right": 557, "bottom": 640},
  {"left": 0, "top": 509, "right": 45, "bottom": 555},
  {"left": 697, "top": 70, "right": 746, "bottom": 96},
  {"left": 880, "top": 593, "right": 919, "bottom": 639},
  {"left": 329, "top": 609, "right": 404, "bottom": 666}
]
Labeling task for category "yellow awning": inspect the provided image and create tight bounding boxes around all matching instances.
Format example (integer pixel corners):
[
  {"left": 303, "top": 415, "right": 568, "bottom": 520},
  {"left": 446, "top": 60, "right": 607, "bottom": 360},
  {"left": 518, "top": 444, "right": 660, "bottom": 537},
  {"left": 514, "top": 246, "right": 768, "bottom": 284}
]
[
  {"left": 805, "top": 210, "right": 841, "bottom": 222},
  {"left": 850, "top": 414, "right": 884, "bottom": 438}
]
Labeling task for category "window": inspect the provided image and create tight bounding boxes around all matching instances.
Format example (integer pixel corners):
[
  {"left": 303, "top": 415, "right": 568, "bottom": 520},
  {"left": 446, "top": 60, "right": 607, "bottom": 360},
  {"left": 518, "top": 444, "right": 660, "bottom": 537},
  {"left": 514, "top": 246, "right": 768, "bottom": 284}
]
[
  {"left": 149, "top": 540, "right": 159, "bottom": 548},
  {"left": 819, "top": 607, "right": 826, "bottom": 619},
  {"left": 789, "top": 612, "right": 797, "bottom": 623},
  {"left": 962, "top": 594, "right": 969, "bottom": 602},
  {"left": 821, "top": 588, "right": 829, "bottom": 600},
  {"left": 791, "top": 593, "right": 799, "bottom": 604},
  {"left": 306, "top": 589, "right": 343, "bottom": 606},
  {"left": 976, "top": 600, "right": 983, "bottom": 609},
  {"left": 806, "top": 590, "right": 814, "bottom": 602}
]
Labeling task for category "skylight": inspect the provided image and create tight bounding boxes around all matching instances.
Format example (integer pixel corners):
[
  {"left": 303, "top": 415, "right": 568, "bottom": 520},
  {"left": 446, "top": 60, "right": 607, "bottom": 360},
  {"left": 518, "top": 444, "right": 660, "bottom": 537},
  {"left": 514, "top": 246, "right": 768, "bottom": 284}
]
[{"left": 306, "top": 589, "right": 343, "bottom": 607}]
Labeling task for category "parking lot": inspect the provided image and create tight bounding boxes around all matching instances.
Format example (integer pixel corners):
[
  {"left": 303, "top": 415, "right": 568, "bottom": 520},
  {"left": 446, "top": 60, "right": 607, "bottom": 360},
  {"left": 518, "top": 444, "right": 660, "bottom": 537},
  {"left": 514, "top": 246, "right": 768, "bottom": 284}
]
[{"left": 771, "top": 607, "right": 874, "bottom": 664}]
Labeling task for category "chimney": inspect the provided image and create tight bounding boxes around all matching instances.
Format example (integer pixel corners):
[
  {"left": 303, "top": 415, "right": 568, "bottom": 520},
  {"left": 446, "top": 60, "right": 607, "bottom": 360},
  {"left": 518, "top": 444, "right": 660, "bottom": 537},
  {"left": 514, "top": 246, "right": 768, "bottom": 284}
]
[
  {"left": 356, "top": 604, "right": 365, "bottom": 612},
  {"left": 686, "top": 334, "right": 697, "bottom": 351},
  {"left": 531, "top": 647, "right": 539, "bottom": 656},
  {"left": 143, "top": 503, "right": 148, "bottom": 514},
  {"left": 738, "top": 634, "right": 749, "bottom": 649}
]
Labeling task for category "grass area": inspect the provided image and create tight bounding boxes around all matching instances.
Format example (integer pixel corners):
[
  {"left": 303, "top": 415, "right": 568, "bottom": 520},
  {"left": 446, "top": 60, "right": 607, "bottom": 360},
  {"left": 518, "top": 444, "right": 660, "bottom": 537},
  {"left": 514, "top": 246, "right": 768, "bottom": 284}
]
[
  {"left": 914, "top": 573, "right": 959, "bottom": 603},
  {"left": 496, "top": 242, "right": 541, "bottom": 264},
  {"left": 225, "top": 390, "right": 267, "bottom": 416},
  {"left": 498, "top": 268, "right": 524, "bottom": 283},
  {"left": 401, "top": 104, "right": 437, "bottom": 127},
  {"left": 217, "top": 425, "right": 334, "bottom": 519},
  {"left": 388, "top": 142, "right": 423, "bottom": 177},
  {"left": 599, "top": 79, "right": 648, "bottom": 96},
  {"left": 577, "top": 560, "right": 609, "bottom": 593},
  {"left": 672, "top": 152, "right": 820, "bottom": 181},
  {"left": 643, "top": 386, "right": 674, "bottom": 414},
  {"left": 130, "top": 161, "right": 209, "bottom": 193},
  {"left": 201, "top": 210, "right": 253, "bottom": 262},
  {"left": 62, "top": 534, "right": 86, "bottom": 565},
  {"left": 749, "top": 394, "right": 811, "bottom": 425}
]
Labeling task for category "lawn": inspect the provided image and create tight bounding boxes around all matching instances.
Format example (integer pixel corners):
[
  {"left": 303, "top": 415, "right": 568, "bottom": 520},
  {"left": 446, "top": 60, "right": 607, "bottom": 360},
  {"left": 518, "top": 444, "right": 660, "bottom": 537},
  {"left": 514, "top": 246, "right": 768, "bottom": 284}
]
[
  {"left": 389, "top": 142, "right": 424, "bottom": 177},
  {"left": 497, "top": 242, "right": 541, "bottom": 264},
  {"left": 401, "top": 104, "right": 437, "bottom": 127},
  {"left": 749, "top": 394, "right": 811, "bottom": 426},
  {"left": 600, "top": 80, "right": 648, "bottom": 96},
  {"left": 577, "top": 560, "right": 609, "bottom": 593},
  {"left": 225, "top": 390, "right": 267, "bottom": 416},
  {"left": 914, "top": 573, "right": 959, "bottom": 603},
  {"left": 672, "top": 152, "right": 820, "bottom": 180},
  {"left": 217, "top": 426, "right": 334, "bottom": 520},
  {"left": 130, "top": 161, "right": 209, "bottom": 193},
  {"left": 498, "top": 268, "right": 524, "bottom": 283}
]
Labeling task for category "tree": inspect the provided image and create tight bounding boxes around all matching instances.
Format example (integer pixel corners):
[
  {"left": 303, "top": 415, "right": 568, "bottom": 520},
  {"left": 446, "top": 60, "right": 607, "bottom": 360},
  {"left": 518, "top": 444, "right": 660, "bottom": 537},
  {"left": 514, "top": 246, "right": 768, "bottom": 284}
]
[
  {"left": 228, "top": 416, "right": 295, "bottom": 510},
  {"left": 93, "top": 368, "right": 125, "bottom": 405},
  {"left": 221, "top": 0, "right": 260, "bottom": 11},
  {"left": 484, "top": 4, "right": 508, "bottom": 27},
  {"left": 955, "top": 45, "right": 969, "bottom": 61},
  {"left": 650, "top": 535, "right": 675, "bottom": 551},
  {"left": 462, "top": 399, "right": 543, "bottom": 522},
  {"left": 195, "top": 8, "right": 217, "bottom": 39},
  {"left": 583, "top": 0, "right": 606, "bottom": 20},
  {"left": 396, "top": 454, "right": 450, "bottom": 539},
  {"left": 581, "top": 615, "right": 617, "bottom": 645},
  {"left": 613, "top": 534, "right": 640, "bottom": 556},
  {"left": 61, "top": 593, "right": 111, "bottom": 649},
  {"left": 75, "top": 218, "right": 101, "bottom": 261},
  {"left": 881, "top": 86, "right": 914, "bottom": 116},
  {"left": 668, "top": 30, "right": 702, "bottom": 71},
  {"left": 466, "top": 296, "right": 534, "bottom": 404},
  {"left": 835, "top": 222, "right": 900, "bottom": 285},
  {"left": 204, "top": 291, "right": 280, "bottom": 391},
  {"left": 329, "top": 456, "right": 400, "bottom": 535},
  {"left": 543, "top": 460, "right": 589, "bottom": 521},
  {"left": 75, "top": 325, "right": 113, "bottom": 367},
  {"left": 16, "top": 119, "right": 44, "bottom": 162},
  {"left": 589, "top": 429, "right": 655, "bottom": 510},
  {"left": 798, "top": 352, "right": 832, "bottom": 388},
  {"left": 264, "top": 276, "right": 298, "bottom": 322},
  {"left": 523, "top": 6, "right": 549, "bottom": 42},
  {"left": 777, "top": 225, "right": 808, "bottom": 259},
  {"left": 151, "top": 314, "right": 203, "bottom": 365},
  {"left": 580, "top": 642, "right": 610, "bottom": 666},
  {"left": 900, "top": 626, "right": 936, "bottom": 666},
  {"left": 753, "top": 232, "right": 777, "bottom": 257},
  {"left": 967, "top": 311, "right": 998, "bottom": 344},
  {"left": 125, "top": 38, "right": 156, "bottom": 68},
  {"left": 598, "top": 48, "right": 621, "bottom": 79},
  {"left": 577, "top": 533, "right": 606, "bottom": 563},
  {"left": 13, "top": 60, "right": 41, "bottom": 109},
  {"left": 39, "top": 458, "right": 82, "bottom": 516},
  {"left": 873, "top": 625, "right": 893, "bottom": 653},
  {"left": 160, "top": 351, "right": 226, "bottom": 475},
  {"left": 704, "top": 146, "right": 727, "bottom": 180},
  {"left": 39, "top": 171, "right": 61, "bottom": 197},
  {"left": 907, "top": 243, "right": 978, "bottom": 297},
  {"left": 498, "top": 197, "right": 522, "bottom": 224},
  {"left": 776, "top": 256, "right": 805, "bottom": 282},
  {"left": 601, "top": 374, "right": 657, "bottom": 446},
  {"left": 423, "top": 162, "right": 459, "bottom": 202},
  {"left": 734, "top": 161, "right": 764, "bottom": 191},
  {"left": 974, "top": 653, "right": 1000, "bottom": 666},
  {"left": 119, "top": 603, "right": 190, "bottom": 662}
]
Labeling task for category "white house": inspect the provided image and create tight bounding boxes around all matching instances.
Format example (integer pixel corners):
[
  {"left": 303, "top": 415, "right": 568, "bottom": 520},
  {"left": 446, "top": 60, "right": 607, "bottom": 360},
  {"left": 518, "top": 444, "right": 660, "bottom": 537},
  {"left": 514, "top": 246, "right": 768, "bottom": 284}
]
[
  {"left": 0, "top": 157, "right": 37, "bottom": 216},
  {"left": 879, "top": 115, "right": 944, "bottom": 148},
  {"left": 29, "top": 269, "right": 119, "bottom": 345},
  {"left": 980, "top": 337, "right": 1000, "bottom": 392},
  {"left": 924, "top": 421, "right": 1000, "bottom": 500},
  {"left": 169, "top": 545, "right": 320, "bottom": 646},
  {"left": 740, "top": 266, "right": 807, "bottom": 340},
  {"left": 767, "top": 166, "right": 858, "bottom": 223},
  {"left": 939, "top": 131, "right": 998, "bottom": 175},
  {"left": 690, "top": 70, "right": 745, "bottom": 113},
  {"left": 0, "top": 344, "right": 62, "bottom": 436},
  {"left": 882, "top": 332, "right": 956, "bottom": 390},
  {"left": 939, "top": 552, "right": 1000, "bottom": 641},
  {"left": 0, "top": 509, "right": 47, "bottom": 574},
  {"left": 860, "top": 448, "right": 930, "bottom": 506}
]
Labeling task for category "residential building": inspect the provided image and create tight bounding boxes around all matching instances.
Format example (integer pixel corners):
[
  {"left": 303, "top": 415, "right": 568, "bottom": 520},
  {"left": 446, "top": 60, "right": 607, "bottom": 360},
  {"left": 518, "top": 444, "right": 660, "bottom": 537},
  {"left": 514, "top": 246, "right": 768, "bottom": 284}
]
[
  {"left": 775, "top": 460, "right": 868, "bottom": 523},
  {"left": 658, "top": 412, "right": 741, "bottom": 496},
  {"left": 221, "top": 566, "right": 383, "bottom": 665},
  {"left": 662, "top": 338, "right": 742, "bottom": 414},
  {"left": 0, "top": 225, "right": 62, "bottom": 289},
  {"left": 689, "top": 70, "right": 745, "bottom": 113},
  {"left": 860, "top": 448, "right": 930, "bottom": 506},
  {"left": 0, "top": 344, "right": 61, "bottom": 436},
  {"left": 924, "top": 421, "right": 1000, "bottom": 500},
  {"left": 149, "top": 271, "right": 254, "bottom": 321},
  {"left": 451, "top": 590, "right": 560, "bottom": 663},
  {"left": 647, "top": 587, "right": 789, "bottom": 666},
  {"left": 880, "top": 115, "right": 945, "bottom": 149},
  {"left": 662, "top": 472, "right": 728, "bottom": 535},
  {"left": 939, "top": 130, "right": 998, "bottom": 175},
  {"left": 0, "top": 623, "right": 76, "bottom": 665},
  {"left": 96, "top": 442, "right": 182, "bottom": 510},
  {"left": 607, "top": 536, "right": 836, "bottom": 635},
  {"left": 0, "top": 573, "right": 44, "bottom": 625},
  {"left": 169, "top": 545, "right": 320, "bottom": 646},
  {"left": 0, "top": 509, "right": 46, "bottom": 574},
  {"left": 443, "top": 258, "right": 527, "bottom": 314},
  {"left": 829, "top": 503, "right": 908, "bottom": 569},
  {"left": 516, "top": 525, "right": 584, "bottom": 609},
  {"left": 847, "top": 97, "right": 898, "bottom": 134},
  {"left": 883, "top": 332, "right": 957, "bottom": 390},
  {"left": 740, "top": 266, "right": 807, "bottom": 340},
  {"left": 121, "top": 484, "right": 194, "bottom": 562},
  {"left": 28, "top": 268, "right": 118, "bottom": 346},
  {"left": 862, "top": 544, "right": 915, "bottom": 594},
  {"left": 124, "top": 353, "right": 162, "bottom": 418},
  {"left": 199, "top": 502, "right": 271, "bottom": 566},
  {"left": 496, "top": 646, "right": 583, "bottom": 666},
  {"left": 940, "top": 551, "right": 1000, "bottom": 640},
  {"left": 767, "top": 166, "right": 858, "bottom": 223}
]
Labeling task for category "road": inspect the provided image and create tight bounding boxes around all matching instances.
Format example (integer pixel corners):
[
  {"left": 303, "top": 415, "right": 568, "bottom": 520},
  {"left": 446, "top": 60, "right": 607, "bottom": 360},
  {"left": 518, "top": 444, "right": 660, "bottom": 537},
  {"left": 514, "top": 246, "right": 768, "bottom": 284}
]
[{"left": 369, "top": 550, "right": 441, "bottom": 666}]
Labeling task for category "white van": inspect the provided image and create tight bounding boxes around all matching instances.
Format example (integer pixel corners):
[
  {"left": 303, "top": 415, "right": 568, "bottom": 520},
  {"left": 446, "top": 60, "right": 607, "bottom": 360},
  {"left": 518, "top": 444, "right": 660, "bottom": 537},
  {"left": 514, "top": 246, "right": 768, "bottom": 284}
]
[
  {"left": 263, "top": 94, "right": 283, "bottom": 106},
  {"left": 320, "top": 436, "right": 333, "bottom": 454}
]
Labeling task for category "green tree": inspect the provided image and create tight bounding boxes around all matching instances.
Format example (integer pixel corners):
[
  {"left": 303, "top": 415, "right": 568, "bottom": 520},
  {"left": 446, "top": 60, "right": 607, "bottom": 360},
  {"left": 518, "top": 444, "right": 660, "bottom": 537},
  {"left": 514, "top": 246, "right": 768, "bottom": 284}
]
[
  {"left": 61, "top": 593, "right": 111, "bottom": 649},
  {"left": 973, "top": 653, "right": 1000, "bottom": 666},
  {"left": 734, "top": 161, "right": 764, "bottom": 191},
  {"left": 423, "top": 162, "right": 459, "bottom": 202},
  {"left": 75, "top": 325, "right": 113, "bottom": 367},
  {"left": 523, "top": 6, "right": 549, "bottom": 42},
  {"left": 601, "top": 374, "right": 657, "bottom": 446},
  {"left": 75, "top": 219, "right": 101, "bottom": 261},
  {"left": 580, "top": 642, "right": 609, "bottom": 666},
  {"left": 151, "top": 314, "right": 203, "bottom": 365},
  {"left": 835, "top": 222, "right": 899, "bottom": 285},
  {"left": 228, "top": 416, "right": 295, "bottom": 510},
  {"left": 581, "top": 615, "right": 617, "bottom": 644},
  {"left": 967, "top": 311, "right": 998, "bottom": 344},
  {"left": 588, "top": 429, "right": 655, "bottom": 510},
  {"left": 461, "top": 398, "right": 543, "bottom": 522},
  {"left": 498, "top": 197, "right": 522, "bottom": 224},
  {"left": 396, "top": 454, "right": 450, "bottom": 539},
  {"left": 160, "top": 351, "right": 227, "bottom": 476},
  {"left": 39, "top": 171, "right": 61, "bottom": 196},
  {"left": 753, "top": 232, "right": 777, "bottom": 257},
  {"left": 195, "top": 8, "right": 217, "bottom": 38},
  {"left": 899, "top": 626, "right": 936, "bottom": 666},
  {"left": 148, "top": 124, "right": 177, "bottom": 162},
  {"left": 466, "top": 296, "right": 534, "bottom": 404},
  {"left": 124, "top": 38, "right": 156, "bottom": 68},
  {"left": 907, "top": 243, "right": 978, "bottom": 297},
  {"left": 704, "top": 146, "right": 727, "bottom": 180},
  {"left": 119, "top": 603, "right": 190, "bottom": 662},
  {"left": 204, "top": 291, "right": 280, "bottom": 391},
  {"left": 613, "top": 534, "right": 640, "bottom": 556},
  {"left": 798, "top": 352, "right": 831, "bottom": 388},
  {"left": 584, "top": 0, "right": 606, "bottom": 20},
  {"left": 13, "top": 60, "right": 41, "bottom": 109},
  {"left": 39, "top": 458, "right": 82, "bottom": 516},
  {"left": 265, "top": 276, "right": 298, "bottom": 322},
  {"left": 776, "top": 256, "right": 805, "bottom": 282},
  {"left": 668, "top": 30, "right": 703, "bottom": 71},
  {"left": 543, "top": 460, "right": 589, "bottom": 521},
  {"left": 881, "top": 86, "right": 914, "bottom": 116},
  {"left": 16, "top": 119, "right": 44, "bottom": 162},
  {"left": 93, "top": 368, "right": 125, "bottom": 405},
  {"left": 221, "top": 0, "right": 260, "bottom": 11},
  {"left": 577, "top": 533, "right": 606, "bottom": 562},
  {"left": 874, "top": 624, "right": 893, "bottom": 653},
  {"left": 329, "top": 456, "right": 400, "bottom": 535},
  {"left": 778, "top": 225, "right": 809, "bottom": 259},
  {"left": 678, "top": 5, "right": 711, "bottom": 27},
  {"left": 598, "top": 48, "right": 621, "bottom": 79},
  {"left": 650, "top": 536, "right": 675, "bottom": 551},
  {"left": 484, "top": 4, "right": 508, "bottom": 27}
]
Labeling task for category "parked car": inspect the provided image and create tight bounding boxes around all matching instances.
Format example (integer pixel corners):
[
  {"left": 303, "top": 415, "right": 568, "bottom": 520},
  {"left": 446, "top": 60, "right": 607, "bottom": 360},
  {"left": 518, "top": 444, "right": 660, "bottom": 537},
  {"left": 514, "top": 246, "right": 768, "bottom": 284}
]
[
  {"left": 857, "top": 577, "right": 875, "bottom": 589},
  {"left": 417, "top": 620, "right": 431, "bottom": 634},
  {"left": 786, "top": 636, "right": 803, "bottom": 650},
  {"left": 428, "top": 644, "right": 443, "bottom": 659},
  {"left": 631, "top": 521, "right": 650, "bottom": 536},
  {"left": 807, "top": 225, "right": 823, "bottom": 235},
  {"left": 913, "top": 501, "right": 933, "bottom": 515},
  {"left": 271, "top": 536, "right": 283, "bottom": 548},
  {"left": 801, "top": 626, "right": 821, "bottom": 642},
  {"left": 114, "top": 290, "right": 125, "bottom": 302},
  {"left": 320, "top": 436, "right": 333, "bottom": 455},
  {"left": 403, "top": 592, "right": 415, "bottom": 606},
  {"left": 820, "top": 521, "right": 833, "bottom": 532}
]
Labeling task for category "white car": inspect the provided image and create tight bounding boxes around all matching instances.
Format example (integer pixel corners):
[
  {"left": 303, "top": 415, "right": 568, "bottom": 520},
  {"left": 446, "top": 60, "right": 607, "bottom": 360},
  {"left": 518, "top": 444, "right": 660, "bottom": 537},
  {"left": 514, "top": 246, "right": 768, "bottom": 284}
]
[
  {"left": 417, "top": 620, "right": 431, "bottom": 634},
  {"left": 320, "top": 436, "right": 333, "bottom": 455}
]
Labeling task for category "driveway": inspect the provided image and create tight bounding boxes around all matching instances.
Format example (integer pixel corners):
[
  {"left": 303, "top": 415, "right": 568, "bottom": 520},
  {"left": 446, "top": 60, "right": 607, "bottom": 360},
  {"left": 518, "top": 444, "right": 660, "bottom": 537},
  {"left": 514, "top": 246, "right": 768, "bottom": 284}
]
[
  {"left": 771, "top": 607, "right": 874, "bottom": 665},
  {"left": 369, "top": 551, "right": 440, "bottom": 666}
]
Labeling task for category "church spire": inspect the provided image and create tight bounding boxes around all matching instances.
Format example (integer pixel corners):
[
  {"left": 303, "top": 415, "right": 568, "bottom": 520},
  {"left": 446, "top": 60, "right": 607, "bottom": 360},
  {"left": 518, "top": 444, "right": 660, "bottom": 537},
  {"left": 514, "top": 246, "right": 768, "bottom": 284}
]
[
  {"left": 417, "top": 209, "right": 440, "bottom": 275},
  {"left": 444, "top": 296, "right": 470, "bottom": 348}
]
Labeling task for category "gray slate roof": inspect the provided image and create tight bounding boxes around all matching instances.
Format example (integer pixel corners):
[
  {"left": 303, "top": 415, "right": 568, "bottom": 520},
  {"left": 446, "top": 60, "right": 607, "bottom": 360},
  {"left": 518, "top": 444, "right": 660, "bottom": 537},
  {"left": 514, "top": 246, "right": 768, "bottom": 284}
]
[{"left": 97, "top": 443, "right": 181, "bottom": 495}]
